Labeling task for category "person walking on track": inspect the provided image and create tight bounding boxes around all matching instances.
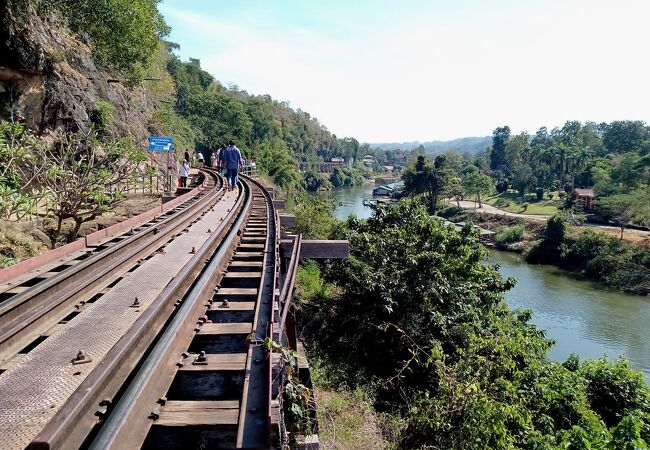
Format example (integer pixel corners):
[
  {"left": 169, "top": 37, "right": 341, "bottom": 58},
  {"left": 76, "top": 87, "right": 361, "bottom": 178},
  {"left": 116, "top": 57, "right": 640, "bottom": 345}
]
[
  {"left": 179, "top": 160, "right": 190, "bottom": 187},
  {"left": 220, "top": 140, "right": 243, "bottom": 191}
]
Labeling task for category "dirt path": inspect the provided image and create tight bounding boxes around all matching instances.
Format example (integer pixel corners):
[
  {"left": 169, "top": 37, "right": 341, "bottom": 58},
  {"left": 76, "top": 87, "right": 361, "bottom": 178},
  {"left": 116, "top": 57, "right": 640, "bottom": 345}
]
[{"left": 454, "top": 200, "right": 650, "bottom": 246}]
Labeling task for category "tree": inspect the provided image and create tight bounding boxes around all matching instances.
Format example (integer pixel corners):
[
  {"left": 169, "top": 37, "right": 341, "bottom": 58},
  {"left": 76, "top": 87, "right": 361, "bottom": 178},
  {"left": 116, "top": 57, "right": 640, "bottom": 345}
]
[
  {"left": 602, "top": 121, "right": 649, "bottom": 154},
  {"left": 44, "top": 0, "right": 170, "bottom": 81},
  {"left": 253, "top": 138, "right": 301, "bottom": 191},
  {"left": 301, "top": 200, "right": 516, "bottom": 389},
  {"left": 447, "top": 178, "right": 464, "bottom": 207},
  {"left": 184, "top": 92, "right": 252, "bottom": 151},
  {"left": 544, "top": 214, "right": 567, "bottom": 246},
  {"left": 462, "top": 172, "right": 492, "bottom": 208},
  {"left": 402, "top": 156, "right": 449, "bottom": 214},
  {"left": 288, "top": 193, "right": 335, "bottom": 239},
  {"left": 0, "top": 121, "right": 48, "bottom": 221},
  {"left": 511, "top": 161, "right": 535, "bottom": 196},
  {"left": 302, "top": 170, "right": 331, "bottom": 192},
  {"left": 30, "top": 130, "right": 147, "bottom": 247},
  {"left": 489, "top": 126, "right": 510, "bottom": 171},
  {"left": 595, "top": 191, "right": 648, "bottom": 239},
  {"left": 611, "top": 152, "right": 645, "bottom": 190},
  {"left": 298, "top": 202, "right": 650, "bottom": 448}
]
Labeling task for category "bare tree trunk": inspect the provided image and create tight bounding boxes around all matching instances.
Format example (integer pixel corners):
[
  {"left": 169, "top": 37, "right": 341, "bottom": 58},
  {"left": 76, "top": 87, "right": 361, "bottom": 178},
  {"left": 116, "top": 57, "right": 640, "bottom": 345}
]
[
  {"left": 477, "top": 193, "right": 482, "bottom": 208},
  {"left": 72, "top": 217, "right": 84, "bottom": 241},
  {"left": 52, "top": 216, "right": 63, "bottom": 249},
  {"left": 620, "top": 224, "right": 625, "bottom": 240}
]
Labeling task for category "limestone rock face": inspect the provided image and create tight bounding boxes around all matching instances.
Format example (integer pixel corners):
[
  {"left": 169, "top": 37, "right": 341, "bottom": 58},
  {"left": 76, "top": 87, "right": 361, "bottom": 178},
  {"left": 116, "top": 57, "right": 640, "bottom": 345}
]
[{"left": 0, "top": 1, "right": 155, "bottom": 146}]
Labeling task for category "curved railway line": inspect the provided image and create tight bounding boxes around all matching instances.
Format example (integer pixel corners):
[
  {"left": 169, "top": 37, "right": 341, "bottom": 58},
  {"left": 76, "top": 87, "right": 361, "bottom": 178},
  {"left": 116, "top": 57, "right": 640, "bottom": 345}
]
[
  {"left": 0, "top": 170, "right": 221, "bottom": 359},
  {"left": 0, "top": 170, "right": 337, "bottom": 449}
]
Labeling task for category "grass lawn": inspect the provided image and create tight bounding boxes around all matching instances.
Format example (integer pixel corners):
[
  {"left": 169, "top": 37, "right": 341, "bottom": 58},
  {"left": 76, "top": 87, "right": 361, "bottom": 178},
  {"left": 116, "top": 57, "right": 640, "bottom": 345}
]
[{"left": 485, "top": 191, "right": 561, "bottom": 215}]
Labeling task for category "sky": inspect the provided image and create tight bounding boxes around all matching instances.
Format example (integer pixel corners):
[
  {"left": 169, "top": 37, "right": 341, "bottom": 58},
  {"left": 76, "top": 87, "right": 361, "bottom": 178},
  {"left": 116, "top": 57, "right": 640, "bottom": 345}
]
[{"left": 159, "top": 0, "right": 650, "bottom": 143}]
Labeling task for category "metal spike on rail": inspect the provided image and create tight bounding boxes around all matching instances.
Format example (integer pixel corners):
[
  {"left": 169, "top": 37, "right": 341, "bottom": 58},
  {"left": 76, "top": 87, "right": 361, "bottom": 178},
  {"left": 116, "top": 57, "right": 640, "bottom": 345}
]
[
  {"left": 129, "top": 297, "right": 141, "bottom": 308},
  {"left": 71, "top": 350, "right": 92, "bottom": 365},
  {"left": 193, "top": 351, "right": 208, "bottom": 365}
]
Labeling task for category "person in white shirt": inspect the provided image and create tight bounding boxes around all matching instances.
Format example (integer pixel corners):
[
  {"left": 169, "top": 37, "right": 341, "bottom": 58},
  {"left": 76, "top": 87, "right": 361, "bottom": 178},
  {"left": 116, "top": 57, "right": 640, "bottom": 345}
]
[{"left": 179, "top": 160, "right": 190, "bottom": 187}]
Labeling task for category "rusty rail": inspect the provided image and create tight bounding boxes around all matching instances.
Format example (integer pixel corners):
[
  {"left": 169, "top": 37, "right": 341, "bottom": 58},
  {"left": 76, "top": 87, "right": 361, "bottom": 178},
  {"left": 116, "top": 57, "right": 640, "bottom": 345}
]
[
  {"left": 29, "top": 171, "right": 247, "bottom": 450},
  {"left": 81, "top": 176, "right": 282, "bottom": 449},
  {"left": 85, "top": 178, "right": 256, "bottom": 449},
  {"left": 0, "top": 170, "right": 222, "bottom": 357}
]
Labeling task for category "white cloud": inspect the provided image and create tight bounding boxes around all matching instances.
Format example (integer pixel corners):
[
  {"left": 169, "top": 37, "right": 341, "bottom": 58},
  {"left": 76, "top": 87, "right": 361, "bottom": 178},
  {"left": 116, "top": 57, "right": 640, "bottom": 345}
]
[{"left": 161, "top": 1, "right": 650, "bottom": 142}]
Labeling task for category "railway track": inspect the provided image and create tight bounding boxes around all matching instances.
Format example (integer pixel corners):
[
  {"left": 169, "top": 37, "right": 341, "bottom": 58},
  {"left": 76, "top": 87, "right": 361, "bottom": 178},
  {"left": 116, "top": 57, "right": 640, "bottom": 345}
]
[
  {"left": 0, "top": 170, "right": 222, "bottom": 360},
  {"left": 0, "top": 171, "right": 327, "bottom": 449},
  {"left": 84, "top": 176, "right": 281, "bottom": 449}
]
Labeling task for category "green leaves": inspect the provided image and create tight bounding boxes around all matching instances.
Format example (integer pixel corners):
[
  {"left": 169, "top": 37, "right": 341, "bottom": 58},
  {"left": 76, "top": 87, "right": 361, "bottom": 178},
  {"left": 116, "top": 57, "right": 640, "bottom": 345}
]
[
  {"left": 184, "top": 92, "right": 252, "bottom": 150},
  {"left": 296, "top": 199, "right": 649, "bottom": 449},
  {"left": 462, "top": 172, "right": 493, "bottom": 207},
  {"left": 0, "top": 121, "right": 48, "bottom": 221},
  {"left": 47, "top": 0, "right": 169, "bottom": 79}
]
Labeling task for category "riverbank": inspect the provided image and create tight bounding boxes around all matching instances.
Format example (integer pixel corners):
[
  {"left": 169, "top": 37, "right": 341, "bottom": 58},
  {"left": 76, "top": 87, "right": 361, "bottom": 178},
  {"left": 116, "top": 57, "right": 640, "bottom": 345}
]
[
  {"left": 306, "top": 190, "right": 650, "bottom": 380},
  {"left": 491, "top": 249, "right": 650, "bottom": 381},
  {"left": 438, "top": 204, "right": 650, "bottom": 296},
  {"left": 295, "top": 199, "right": 650, "bottom": 448}
]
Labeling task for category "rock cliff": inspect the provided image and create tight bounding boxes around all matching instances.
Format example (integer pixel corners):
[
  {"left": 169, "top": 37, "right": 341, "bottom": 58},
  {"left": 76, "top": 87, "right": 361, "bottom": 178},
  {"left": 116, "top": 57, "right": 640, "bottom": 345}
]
[{"left": 0, "top": 1, "right": 156, "bottom": 145}]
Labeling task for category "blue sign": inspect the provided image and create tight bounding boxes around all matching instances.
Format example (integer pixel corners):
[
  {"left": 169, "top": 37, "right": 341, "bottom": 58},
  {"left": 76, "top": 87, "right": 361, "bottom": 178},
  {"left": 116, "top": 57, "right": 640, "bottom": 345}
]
[{"left": 149, "top": 135, "right": 173, "bottom": 151}]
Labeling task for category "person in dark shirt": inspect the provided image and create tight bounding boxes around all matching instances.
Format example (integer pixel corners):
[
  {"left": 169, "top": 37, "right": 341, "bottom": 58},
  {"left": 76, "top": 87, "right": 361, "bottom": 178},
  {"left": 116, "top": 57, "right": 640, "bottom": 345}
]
[{"left": 219, "top": 140, "right": 243, "bottom": 191}]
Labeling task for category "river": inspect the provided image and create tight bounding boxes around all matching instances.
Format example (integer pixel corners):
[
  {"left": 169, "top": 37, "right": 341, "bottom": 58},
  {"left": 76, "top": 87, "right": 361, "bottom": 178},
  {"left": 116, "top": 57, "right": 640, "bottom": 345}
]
[
  {"left": 312, "top": 184, "right": 376, "bottom": 221},
  {"left": 323, "top": 186, "right": 650, "bottom": 380},
  {"left": 491, "top": 250, "right": 650, "bottom": 380}
]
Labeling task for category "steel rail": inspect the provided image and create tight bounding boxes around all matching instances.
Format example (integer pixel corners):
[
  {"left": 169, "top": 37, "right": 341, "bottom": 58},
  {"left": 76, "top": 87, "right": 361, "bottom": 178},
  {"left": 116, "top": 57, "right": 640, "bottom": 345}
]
[
  {"left": 0, "top": 170, "right": 223, "bottom": 356},
  {"left": 236, "top": 174, "right": 280, "bottom": 448},
  {"left": 278, "top": 234, "right": 302, "bottom": 349},
  {"left": 28, "top": 172, "right": 246, "bottom": 450},
  {"left": 87, "top": 178, "right": 255, "bottom": 450}
]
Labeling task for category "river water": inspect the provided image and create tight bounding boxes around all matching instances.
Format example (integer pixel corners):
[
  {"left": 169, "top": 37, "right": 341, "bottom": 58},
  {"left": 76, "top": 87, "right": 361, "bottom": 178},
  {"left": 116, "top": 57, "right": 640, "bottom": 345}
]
[
  {"left": 312, "top": 184, "right": 376, "bottom": 221},
  {"left": 322, "top": 186, "right": 650, "bottom": 380}
]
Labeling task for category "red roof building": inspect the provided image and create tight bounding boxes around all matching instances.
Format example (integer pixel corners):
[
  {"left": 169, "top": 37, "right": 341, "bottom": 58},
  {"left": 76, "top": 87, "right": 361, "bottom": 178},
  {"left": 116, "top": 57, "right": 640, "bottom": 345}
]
[{"left": 571, "top": 188, "right": 595, "bottom": 210}]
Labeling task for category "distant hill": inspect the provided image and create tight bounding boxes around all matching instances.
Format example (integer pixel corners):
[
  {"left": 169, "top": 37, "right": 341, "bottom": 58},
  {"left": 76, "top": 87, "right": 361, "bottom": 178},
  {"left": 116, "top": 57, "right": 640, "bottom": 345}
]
[{"left": 369, "top": 136, "right": 491, "bottom": 154}]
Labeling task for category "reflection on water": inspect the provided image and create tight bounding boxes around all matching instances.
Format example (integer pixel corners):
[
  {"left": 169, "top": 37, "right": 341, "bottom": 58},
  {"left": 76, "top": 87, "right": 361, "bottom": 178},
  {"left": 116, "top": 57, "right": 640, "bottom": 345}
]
[
  {"left": 490, "top": 250, "right": 650, "bottom": 381},
  {"left": 311, "top": 184, "right": 376, "bottom": 221}
]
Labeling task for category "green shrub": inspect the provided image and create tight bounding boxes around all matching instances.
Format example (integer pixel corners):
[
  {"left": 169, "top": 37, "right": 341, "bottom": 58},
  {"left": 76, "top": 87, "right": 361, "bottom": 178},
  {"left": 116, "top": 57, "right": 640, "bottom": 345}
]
[
  {"left": 288, "top": 193, "right": 336, "bottom": 239},
  {"left": 528, "top": 221, "right": 650, "bottom": 294},
  {"left": 494, "top": 224, "right": 525, "bottom": 244},
  {"left": 437, "top": 205, "right": 464, "bottom": 220},
  {"left": 296, "top": 200, "right": 650, "bottom": 448},
  {"left": 579, "top": 358, "right": 650, "bottom": 427},
  {"left": 41, "top": 0, "right": 170, "bottom": 78},
  {"left": 90, "top": 100, "right": 114, "bottom": 135}
]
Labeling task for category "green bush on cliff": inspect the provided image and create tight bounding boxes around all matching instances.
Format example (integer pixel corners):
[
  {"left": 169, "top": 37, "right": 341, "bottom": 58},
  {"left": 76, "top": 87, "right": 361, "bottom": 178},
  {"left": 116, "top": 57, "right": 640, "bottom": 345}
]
[{"left": 41, "top": 0, "right": 169, "bottom": 79}]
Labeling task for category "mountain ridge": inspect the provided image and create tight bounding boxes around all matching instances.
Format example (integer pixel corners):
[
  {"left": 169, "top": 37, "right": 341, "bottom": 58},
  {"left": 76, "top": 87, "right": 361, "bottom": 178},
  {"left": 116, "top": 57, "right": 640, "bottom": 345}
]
[{"left": 368, "top": 136, "right": 491, "bottom": 154}]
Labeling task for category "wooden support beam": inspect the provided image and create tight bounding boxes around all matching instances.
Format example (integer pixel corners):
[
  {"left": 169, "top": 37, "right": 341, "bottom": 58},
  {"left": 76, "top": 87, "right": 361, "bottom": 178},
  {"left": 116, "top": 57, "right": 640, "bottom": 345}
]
[
  {"left": 280, "top": 239, "right": 349, "bottom": 259},
  {"left": 301, "top": 240, "right": 350, "bottom": 259},
  {"left": 279, "top": 213, "right": 296, "bottom": 228},
  {"left": 156, "top": 401, "right": 239, "bottom": 426},
  {"left": 272, "top": 199, "right": 286, "bottom": 209}
]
